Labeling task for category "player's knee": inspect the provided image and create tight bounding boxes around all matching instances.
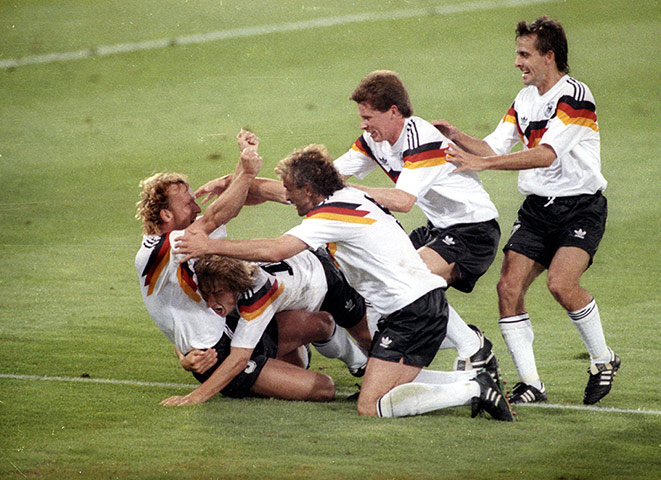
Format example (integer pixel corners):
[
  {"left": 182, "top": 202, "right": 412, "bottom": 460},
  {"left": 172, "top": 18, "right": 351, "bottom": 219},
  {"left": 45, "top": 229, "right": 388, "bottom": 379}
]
[
  {"left": 315, "top": 311, "right": 335, "bottom": 339},
  {"left": 546, "top": 274, "right": 575, "bottom": 303},
  {"left": 313, "top": 374, "right": 336, "bottom": 402}
]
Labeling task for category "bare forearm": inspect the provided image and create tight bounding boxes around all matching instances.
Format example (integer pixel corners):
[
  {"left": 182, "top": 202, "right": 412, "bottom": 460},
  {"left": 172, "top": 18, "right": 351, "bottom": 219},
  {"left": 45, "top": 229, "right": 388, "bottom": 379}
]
[
  {"left": 451, "top": 131, "right": 496, "bottom": 157},
  {"left": 196, "top": 170, "right": 255, "bottom": 232},
  {"left": 349, "top": 184, "right": 415, "bottom": 212},
  {"left": 203, "top": 236, "right": 305, "bottom": 263},
  {"left": 483, "top": 145, "right": 556, "bottom": 171},
  {"left": 247, "top": 177, "right": 288, "bottom": 205},
  {"left": 186, "top": 350, "right": 250, "bottom": 403}
]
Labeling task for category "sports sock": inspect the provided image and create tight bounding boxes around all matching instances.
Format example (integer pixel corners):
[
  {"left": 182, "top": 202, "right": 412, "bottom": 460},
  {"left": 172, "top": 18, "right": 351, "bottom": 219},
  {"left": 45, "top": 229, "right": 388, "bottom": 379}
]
[
  {"left": 499, "top": 314, "right": 542, "bottom": 388},
  {"left": 312, "top": 324, "right": 367, "bottom": 370},
  {"left": 438, "top": 304, "right": 480, "bottom": 357},
  {"left": 377, "top": 381, "right": 480, "bottom": 417},
  {"left": 567, "top": 298, "right": 610, "bottom": 364},
  {"left": 414, "top": 368, "right": 477, "bottom": 384}
]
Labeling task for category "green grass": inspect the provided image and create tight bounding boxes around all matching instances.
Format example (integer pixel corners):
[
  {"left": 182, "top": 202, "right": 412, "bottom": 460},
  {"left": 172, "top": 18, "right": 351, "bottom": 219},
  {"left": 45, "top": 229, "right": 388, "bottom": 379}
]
[{"left": 1, "top": 0, "right": 660, "bottom": 478}]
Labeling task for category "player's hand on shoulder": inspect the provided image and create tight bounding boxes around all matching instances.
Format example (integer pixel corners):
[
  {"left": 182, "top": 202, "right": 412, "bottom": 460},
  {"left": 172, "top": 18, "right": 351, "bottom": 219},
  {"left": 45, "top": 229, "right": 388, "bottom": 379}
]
[
  {"left": 175, "top": 229, "right": 210, "bottom": 263},
  {"left": 447, "top": 144, "right": 488, "bottom": 173},
  {"left": 432, "top": 119, "right": 459, "bottom": 140}
]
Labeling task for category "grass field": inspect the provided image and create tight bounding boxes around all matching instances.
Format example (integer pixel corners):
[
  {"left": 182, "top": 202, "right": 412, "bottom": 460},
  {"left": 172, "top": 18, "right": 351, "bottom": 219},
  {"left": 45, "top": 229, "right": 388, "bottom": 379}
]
[{"left": 1, "top": 0, "right": 660, "bottom": 479}]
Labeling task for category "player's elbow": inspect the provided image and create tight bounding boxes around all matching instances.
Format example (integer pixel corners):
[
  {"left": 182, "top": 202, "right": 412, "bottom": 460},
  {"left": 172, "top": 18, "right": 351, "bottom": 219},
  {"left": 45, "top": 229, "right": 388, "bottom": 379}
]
[{"left": 538, "top": 144, "right": 557, "bottom": 167}]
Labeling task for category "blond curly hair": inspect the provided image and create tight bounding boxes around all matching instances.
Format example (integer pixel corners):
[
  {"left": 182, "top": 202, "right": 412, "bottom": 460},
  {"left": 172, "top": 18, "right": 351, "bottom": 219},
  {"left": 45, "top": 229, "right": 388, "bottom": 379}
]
[{"left": 135, "top": 172, "right": 189, "bottom": 235}]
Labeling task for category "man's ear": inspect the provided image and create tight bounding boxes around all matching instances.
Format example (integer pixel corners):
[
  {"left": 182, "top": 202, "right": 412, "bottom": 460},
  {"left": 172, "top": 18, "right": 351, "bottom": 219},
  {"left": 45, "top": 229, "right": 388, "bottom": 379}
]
[
  {"left": 544, "top": 49, "right": 556, "bottom": 66},
  {"left": 160, "top": 208, "right": 173, "bottom": 224}
]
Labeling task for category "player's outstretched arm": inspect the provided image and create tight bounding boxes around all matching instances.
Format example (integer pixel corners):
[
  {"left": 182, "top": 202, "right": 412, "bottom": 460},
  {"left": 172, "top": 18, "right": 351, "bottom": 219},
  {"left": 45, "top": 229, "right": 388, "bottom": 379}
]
[
  {"left": 161, "top": 347, "right": 253, "bottom": 406},
  {"left": 433, "top": 120, "right": 496, "bottom": 157},
  {"left": 189, "top": 146, "right": 262, "bottom": 235},
  {"left": 176, "top": 233, "right": 307, "bottom": 264},
  {"left": 349, "top": 184, "right": 416, "bottom": 212},
  {"left": 449, "top": 143, "right": 556, "bottom": 173}
]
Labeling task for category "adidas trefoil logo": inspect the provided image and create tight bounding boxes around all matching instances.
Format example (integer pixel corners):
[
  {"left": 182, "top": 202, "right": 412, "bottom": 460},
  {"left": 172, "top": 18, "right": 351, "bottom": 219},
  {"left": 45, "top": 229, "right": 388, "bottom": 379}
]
[
  {"left": 345, "top": 299, "right": 355, "bottom": 311},
  {"left": 574, "top": 228, "right": 587, "bottom": 239},
  {"left": 379, "top": 336, "right": 393, "bottom": 349},
  {"left": 442, "top": 235, "right": 455, "bottom": 246}
]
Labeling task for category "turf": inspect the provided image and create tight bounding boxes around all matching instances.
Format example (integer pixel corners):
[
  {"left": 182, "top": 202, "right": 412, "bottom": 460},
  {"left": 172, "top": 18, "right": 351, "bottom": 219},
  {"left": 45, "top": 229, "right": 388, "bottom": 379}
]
[{"left": 1, "top": 0, "right": 660, "bottom": 478}]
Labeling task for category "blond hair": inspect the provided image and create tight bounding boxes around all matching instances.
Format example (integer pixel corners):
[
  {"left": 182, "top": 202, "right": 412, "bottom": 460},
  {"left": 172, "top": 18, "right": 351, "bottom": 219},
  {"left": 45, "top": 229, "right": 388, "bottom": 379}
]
[
  {"left": 135, "top": 172, "right": 189, "bottom": 235},
  {"left": 195, "top": 254, "right": 259, "bottom": 297}
]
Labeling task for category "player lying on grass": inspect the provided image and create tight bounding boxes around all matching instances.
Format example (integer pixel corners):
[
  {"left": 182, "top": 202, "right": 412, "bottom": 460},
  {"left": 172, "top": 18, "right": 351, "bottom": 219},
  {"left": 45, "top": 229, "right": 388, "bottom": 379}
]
[
  {"left": 135, "top": 131, "right": 365, "bottom": 404},
  {"left": 161, "top": 250, "right": 370, "bottom": 406},
  {"left": 175, "top": 144, "right": 514, "bottom": 420}
]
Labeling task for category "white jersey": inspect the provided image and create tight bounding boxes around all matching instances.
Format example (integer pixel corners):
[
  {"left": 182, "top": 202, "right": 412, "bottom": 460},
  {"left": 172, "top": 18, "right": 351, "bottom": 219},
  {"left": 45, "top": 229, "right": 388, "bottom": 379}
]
[
  {"left": 135, "top": 226, "right": 228, "bottom": 355},
  {"left": 334, "top": 116, "right": 498, "bottom": 228},
  {"left": 231, "top": 250, "right": 329, "bottom": 349},
  {"left": 286, "top": 187, "right": 446, "bottom": 316},
  {"left": 484, "top": 75, "right": 606, "bottom": 197}
]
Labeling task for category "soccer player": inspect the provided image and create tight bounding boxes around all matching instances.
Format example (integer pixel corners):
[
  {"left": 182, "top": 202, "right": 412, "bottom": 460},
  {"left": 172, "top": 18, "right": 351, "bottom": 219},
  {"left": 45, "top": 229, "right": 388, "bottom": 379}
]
[
  {"left": 335, "top": 70, "right": 502, "bottom": 376},
  {"left": 195, "top": 72, "right": 502, "bottom": 381},
  {"left": 175, "top": 144, "right": 514, "bottom": 420},
  {"left": 435, "top": 16, "right": 619, "bottom": 405},
  {"left": 135, "top": 131, "right": 361, "bottom": 405},
  {"left": 162, "top": 250, "right": 370, "bottom": 406}
]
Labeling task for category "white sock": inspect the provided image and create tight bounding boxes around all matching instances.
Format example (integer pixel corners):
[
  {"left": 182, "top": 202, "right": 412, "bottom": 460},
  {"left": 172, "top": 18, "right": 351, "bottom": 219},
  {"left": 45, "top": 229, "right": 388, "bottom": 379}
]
[
  {"left": 377, "top": 381, "right": 480, "bottom": 418},
  {"left": 414, "top": 368, "right": 478, "bottom": 384},
  {"left": 499, "top": 314, "right": 542, "bottom": 388},
  {"left": 567, "top": 298, "right": 610, "bottom": 364},
  {"left": 312, "top": 325, "right": 367, "bottom": 370},
  {"left": 438, "top": 304, "right": 480, "bottom": 357}
]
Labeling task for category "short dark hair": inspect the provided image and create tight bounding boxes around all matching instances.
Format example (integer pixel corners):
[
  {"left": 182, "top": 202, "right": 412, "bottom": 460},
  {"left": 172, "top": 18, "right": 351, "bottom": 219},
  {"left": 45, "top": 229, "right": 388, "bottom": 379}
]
[
  {"left": 516, "top": 16, "right": 570, "bottom": 74},
  {"left": 350, "top": 70, "right": 413, "bottom": 117},
  {"left": 275, "top": 144, "right": 345, "bottom": 198}
]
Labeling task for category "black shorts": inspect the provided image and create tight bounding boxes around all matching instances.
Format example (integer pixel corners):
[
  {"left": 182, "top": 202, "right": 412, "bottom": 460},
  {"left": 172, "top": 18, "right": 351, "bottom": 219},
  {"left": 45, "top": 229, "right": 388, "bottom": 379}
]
[
  {"left": 192, "top": 312, "right": 278, "bottom": 398},
  {"left": 504, "top": 192, "right": 607, "bottom": 269},
  {"left": 369, "top": 288, "right": 448, "bottom": 367},
  {"left": 313, "top": 248, "right": 366, "bottom": 329},
  {"left": 409, "top": 219, "right": 501, "bottom": 293}
]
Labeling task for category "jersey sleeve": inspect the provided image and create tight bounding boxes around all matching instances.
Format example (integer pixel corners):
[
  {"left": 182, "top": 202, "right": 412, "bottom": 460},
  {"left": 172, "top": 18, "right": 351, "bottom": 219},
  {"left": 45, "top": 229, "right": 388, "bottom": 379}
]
[
  {"left": 230, "top": 269, "right": 285, "bottom": 349},
  {"left": 286, "top": 198, "right": 375, "bottom": 250},
  {"left": 396, "top": 141, "right": 452, "bottom": 198},
  {"left": 140, "top": 230, "right": 203, "bottom": 303},
  {"left": 334, "top": 135, "right": 378, "bottom": 180},
  {"left": 539, "top": 94, "right": 598, "bottom": 159},
  {"left": 484, "top": 102, "right": 523, "bottom": 155}
]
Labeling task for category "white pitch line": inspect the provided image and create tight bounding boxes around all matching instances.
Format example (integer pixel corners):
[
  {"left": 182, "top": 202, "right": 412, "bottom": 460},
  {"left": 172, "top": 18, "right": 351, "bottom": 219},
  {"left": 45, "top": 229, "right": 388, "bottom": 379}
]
[
  {"left": 0, "top": 373, "right": 195, "bottom": 390},
  {"left": 0, "top": 0, "right": 557, "bottom": 69},
  {"left": 2, "top": 373, "right": 659, "bottom": 416}
]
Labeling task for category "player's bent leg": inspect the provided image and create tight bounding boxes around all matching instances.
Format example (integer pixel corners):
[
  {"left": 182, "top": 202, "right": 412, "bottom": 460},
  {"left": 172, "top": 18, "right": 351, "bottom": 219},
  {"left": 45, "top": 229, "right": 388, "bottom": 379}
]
[
  {"left": 278, "top": 344, "right": 309, "bottom": 368},
  {"left": 497, "top": 250, "right": 543, "bottom": 316},
  {"left": 346, "top": 314, "right": 373, "bottom": 352},
  {"left": 546, "top": 246, "right": 592, "bottom": 311},
  {"left": 250, "top": 358, "right": 335, "bottom": 402},
  {"left": 356, "top": 357, "right": 421, "bottom": 417},
  {"left": 417, "top": 246, "right": 457, "bottom": 284},
  {"left": 275, "top": 310, "right": 334, "bottom": 358}
]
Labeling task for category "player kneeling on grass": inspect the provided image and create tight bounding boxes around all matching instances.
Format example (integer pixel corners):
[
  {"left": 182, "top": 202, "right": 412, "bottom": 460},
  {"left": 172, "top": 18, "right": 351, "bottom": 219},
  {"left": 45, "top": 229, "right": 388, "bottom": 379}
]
[{"left": 175, "top": 144, "right": 515, "bottom": 420}]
